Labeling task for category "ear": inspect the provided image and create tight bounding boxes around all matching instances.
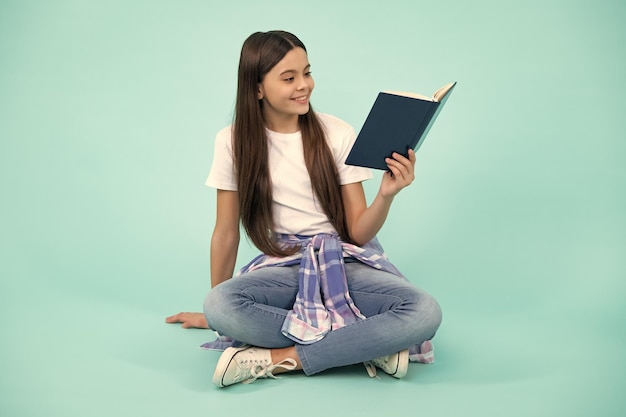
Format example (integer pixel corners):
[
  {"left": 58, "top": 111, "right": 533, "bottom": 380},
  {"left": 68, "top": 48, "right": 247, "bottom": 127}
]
[{"left": 257, "top": 84, "right": 264, "bottom": 100}]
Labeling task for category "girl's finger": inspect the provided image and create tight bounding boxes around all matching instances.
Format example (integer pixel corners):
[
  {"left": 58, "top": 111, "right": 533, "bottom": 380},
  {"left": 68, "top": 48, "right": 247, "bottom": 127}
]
[
  {"left": 387, "top": 156, "right": 409, "bottom": 179},
  {"left": 407, "top": 149, "right": 416, "bottom": 163}
]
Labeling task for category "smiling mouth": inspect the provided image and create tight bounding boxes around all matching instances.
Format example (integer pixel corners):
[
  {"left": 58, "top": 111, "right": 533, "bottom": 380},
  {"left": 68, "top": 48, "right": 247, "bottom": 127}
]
[{"left": 292, "top": 95, "right": 309, "bottom": 103}]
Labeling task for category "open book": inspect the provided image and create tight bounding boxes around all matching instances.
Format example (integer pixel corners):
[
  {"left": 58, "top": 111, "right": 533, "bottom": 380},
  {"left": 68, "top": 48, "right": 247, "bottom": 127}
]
[{"left": 345, "top": 82, "right": 456, "bottom": 170}]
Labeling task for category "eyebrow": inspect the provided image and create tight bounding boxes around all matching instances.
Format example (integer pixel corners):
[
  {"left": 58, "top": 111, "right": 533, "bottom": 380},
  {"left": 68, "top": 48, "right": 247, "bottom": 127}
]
[{"left": 279, "top": 64, "right": 311, "bottom": 76}]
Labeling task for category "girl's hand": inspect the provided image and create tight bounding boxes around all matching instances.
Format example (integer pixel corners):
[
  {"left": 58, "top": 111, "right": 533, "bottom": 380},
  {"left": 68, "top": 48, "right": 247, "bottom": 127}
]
[
  {"left": 380, "top": 149, "right": 416, "bottom": 198},
  {"left": 165, "top": 312, "right": 210, "bottom": 329}
]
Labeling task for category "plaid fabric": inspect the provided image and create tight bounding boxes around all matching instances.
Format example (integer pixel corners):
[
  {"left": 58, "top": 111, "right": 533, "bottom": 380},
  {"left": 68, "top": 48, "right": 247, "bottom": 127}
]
[
  {"left": 281, "top": 234, "right": 366, "bottom": 343},
  {"left": 201, "top": 233, "right": 435, "bottom": 363},
  {"left": 240, "top": 234, "right": 402, "bottom": 343}
]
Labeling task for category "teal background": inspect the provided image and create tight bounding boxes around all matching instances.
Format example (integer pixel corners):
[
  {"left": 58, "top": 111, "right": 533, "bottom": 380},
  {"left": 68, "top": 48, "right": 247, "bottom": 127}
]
[{"left": 1, "top": 0, "right": 624, "bottom": 416}]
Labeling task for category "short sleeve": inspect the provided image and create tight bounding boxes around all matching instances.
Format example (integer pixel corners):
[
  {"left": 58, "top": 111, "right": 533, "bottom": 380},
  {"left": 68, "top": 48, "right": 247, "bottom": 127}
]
[
  {"left": 320, "top": 113, "right": 373, "bottom": 185},
  {"left": 205, "top": 126, "right": 237, "bottom": 190}
]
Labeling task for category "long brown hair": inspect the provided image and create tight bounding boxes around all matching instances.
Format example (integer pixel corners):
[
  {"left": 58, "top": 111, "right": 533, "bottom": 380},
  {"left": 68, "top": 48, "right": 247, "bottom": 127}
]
[{"left": 233, "top": 31, "right": 351, "bottom": 256}]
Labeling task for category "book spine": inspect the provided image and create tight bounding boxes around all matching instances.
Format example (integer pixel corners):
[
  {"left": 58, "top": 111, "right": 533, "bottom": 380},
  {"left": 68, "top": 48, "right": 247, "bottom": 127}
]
[{"left": 411, "top": 102, "right": 439, "bottom": 152}]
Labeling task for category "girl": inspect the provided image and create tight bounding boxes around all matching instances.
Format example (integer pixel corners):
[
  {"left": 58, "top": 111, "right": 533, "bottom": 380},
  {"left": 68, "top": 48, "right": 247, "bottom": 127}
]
[{"left": 166, "top": 30, "right": 442, "bottom": 388}]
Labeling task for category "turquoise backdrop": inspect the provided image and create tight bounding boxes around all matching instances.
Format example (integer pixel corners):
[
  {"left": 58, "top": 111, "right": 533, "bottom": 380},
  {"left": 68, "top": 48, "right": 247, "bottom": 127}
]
[{"left": 1, "top": 0, "right": 624, "bottom": 416}]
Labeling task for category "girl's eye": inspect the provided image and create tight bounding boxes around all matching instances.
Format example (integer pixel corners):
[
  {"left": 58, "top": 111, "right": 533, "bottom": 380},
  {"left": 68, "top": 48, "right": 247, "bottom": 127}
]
[
  {"left": 305, "top": 72, "right": 312, "bottom": 77},
  {"left": 284, "top": 77, "right": 294, "bottom": 82}
]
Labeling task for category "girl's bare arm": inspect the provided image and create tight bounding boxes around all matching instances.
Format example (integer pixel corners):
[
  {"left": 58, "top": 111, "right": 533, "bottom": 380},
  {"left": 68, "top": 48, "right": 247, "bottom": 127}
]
[
  {"left": 165, "top": 189, "right": 240, "bottom": 329},
  {"left": 342, "top": 150, "right": 416, "bottom": 245}
]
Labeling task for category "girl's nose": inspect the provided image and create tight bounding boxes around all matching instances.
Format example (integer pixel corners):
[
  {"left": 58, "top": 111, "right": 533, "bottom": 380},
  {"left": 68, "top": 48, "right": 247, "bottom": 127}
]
[{"left": 297, "top": 76, "right": 308, "bottom": 90}]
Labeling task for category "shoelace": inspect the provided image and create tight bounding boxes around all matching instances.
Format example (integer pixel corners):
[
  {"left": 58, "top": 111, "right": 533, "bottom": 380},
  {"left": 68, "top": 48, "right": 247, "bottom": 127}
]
[
  {"left": 363, "top": 355, "right": 395, "bottom": 379},
  {"left": 242, "top": 358, "right": 298, "bottom": 384},
  {"left": 363, "top": 355, "right": 393, "bottom": 378},
  {"left": 363, "top": 361, "right": 379, "bottom": 378}
]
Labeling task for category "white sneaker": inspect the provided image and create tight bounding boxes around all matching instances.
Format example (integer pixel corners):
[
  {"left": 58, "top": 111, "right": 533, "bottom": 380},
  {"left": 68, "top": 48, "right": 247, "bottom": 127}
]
[
  {"left": 364, "top": 349, "right": 409, "bottom": 379},
  {"left": 212, "top": 346, "right": 297, "bottom": 387}
]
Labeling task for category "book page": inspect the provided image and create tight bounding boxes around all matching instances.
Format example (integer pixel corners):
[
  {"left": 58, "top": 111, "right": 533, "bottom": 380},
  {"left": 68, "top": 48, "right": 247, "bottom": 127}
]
[
  {"left": 433, "top": 82, "right": 456, "bottom": 102},
  {"left": 383, "top": 82, "right": 456, "bottom": 102},
  {"left": 383, "top": 90, "right": 433, "bottom": 101}
]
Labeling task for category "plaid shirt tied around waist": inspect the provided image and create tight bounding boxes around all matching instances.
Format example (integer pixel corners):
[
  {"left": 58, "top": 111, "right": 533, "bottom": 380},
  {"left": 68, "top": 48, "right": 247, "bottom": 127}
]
[{"left": 201, "top": 233, "right": 434, "bottom": 363}]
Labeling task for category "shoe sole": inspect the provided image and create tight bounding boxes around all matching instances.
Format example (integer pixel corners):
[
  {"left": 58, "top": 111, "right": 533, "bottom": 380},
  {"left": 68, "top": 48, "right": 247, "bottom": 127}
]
[
  {"left": 212, "top": 346, "right": 249, "bottom": 387},
  {"left": 391, "top": 349, "right": 409, "bottom": 379}
]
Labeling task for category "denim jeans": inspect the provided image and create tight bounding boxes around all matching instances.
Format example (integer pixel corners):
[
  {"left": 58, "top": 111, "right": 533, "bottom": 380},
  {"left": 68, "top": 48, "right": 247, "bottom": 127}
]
[{"left": 204, "top": 262, "right": 442, "bottom": 375}]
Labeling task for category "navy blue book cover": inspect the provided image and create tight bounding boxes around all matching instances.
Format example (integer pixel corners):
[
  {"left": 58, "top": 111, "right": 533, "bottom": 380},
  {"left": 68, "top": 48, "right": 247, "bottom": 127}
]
[{"left": 346, "top": 82, "right": 456, "bottom": 170}]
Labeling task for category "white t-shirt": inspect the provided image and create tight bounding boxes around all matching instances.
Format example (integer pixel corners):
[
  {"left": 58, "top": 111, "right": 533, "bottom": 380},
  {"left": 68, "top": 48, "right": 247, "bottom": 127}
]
[{"left": 206, "top": 113, "right": 373, "bottom": 236}]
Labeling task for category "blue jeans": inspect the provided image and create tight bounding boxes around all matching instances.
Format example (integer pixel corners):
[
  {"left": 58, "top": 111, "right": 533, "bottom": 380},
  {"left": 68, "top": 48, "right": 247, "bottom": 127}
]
[{"left": 204, "top": 262, "right": 442, "bottom": 375}]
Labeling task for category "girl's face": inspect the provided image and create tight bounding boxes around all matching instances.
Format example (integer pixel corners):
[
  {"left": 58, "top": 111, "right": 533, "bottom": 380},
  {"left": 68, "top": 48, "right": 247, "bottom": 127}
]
[{"left": 258, "top": 47, "right": 314, "bottom": 133}]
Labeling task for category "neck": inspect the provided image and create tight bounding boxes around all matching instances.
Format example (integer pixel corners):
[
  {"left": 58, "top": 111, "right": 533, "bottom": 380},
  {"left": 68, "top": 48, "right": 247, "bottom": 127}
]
[{"left": 263, "top": 112, "right": 299, "bottom": 134}]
